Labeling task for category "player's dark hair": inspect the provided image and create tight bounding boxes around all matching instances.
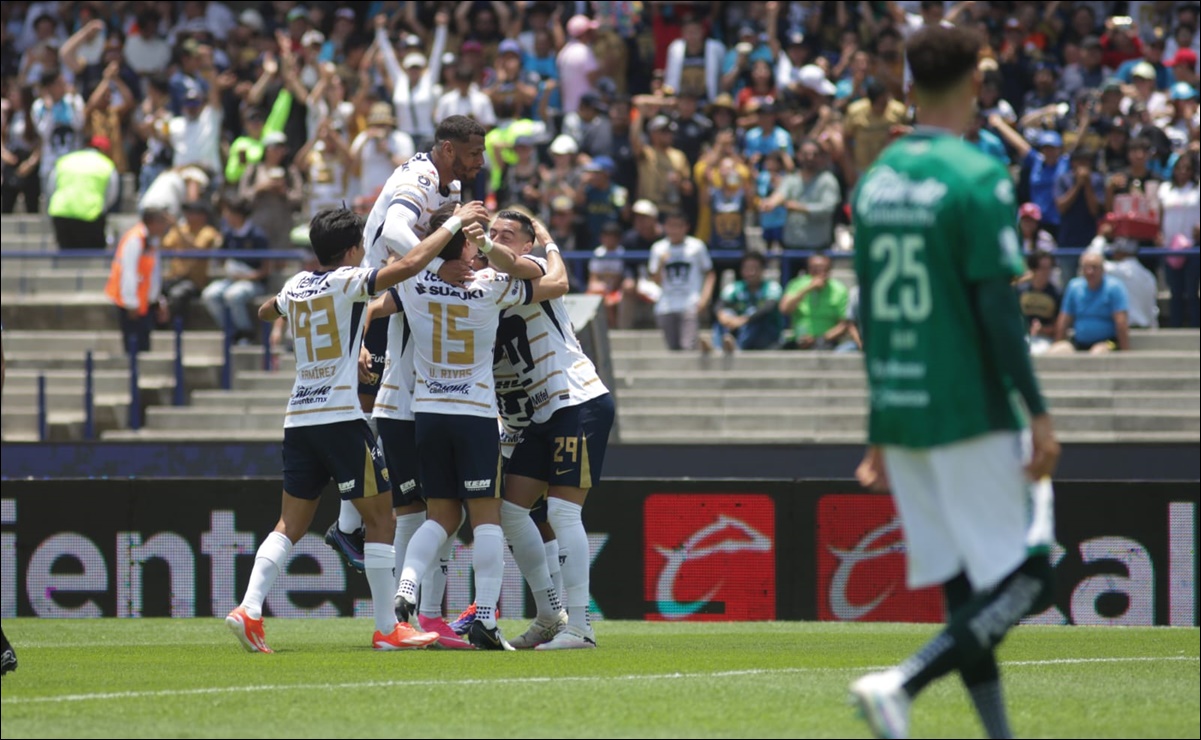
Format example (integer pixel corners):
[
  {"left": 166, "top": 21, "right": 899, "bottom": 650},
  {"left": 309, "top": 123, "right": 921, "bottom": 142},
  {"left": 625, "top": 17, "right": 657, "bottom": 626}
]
[
  {"left": 429, "top": 202, "right": 468, "bottom": 261},
  {"left": 495, "top": 209, "right": 536, "bottom": 242},
  {"left": 435, "top": 115, "right": 487, "bottom": 145},
  {"left": 309, "top": 207, "right": 365, "bottom": 266},
  {"left": 906, "top": 26, "right": 982, "bottom": 96}
]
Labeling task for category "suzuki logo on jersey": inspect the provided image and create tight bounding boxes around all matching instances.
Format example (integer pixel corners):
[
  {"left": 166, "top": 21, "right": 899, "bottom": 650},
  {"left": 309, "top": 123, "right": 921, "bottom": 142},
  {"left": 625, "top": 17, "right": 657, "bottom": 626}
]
[
  {"left": 816, "top": 494, "right": 942, "bottom": 623},
  {"left": 643, "top": 494, "right": 775, "bottom": 622},
  {"left": 415, "top": 283, "right": 486, "bottom": 300}
]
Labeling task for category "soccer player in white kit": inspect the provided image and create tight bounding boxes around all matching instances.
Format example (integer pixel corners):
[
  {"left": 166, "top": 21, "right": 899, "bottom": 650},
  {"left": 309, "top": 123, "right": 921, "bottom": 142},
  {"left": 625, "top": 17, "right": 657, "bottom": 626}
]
[
  {"left": 486, "top": 210, "right": 617, "bottom": 650},
  {"left": 325, "top": 115, "right": 487, "bottom": 577},
  {"left": 392, "top": 203, "right": 568, "bottom": 650},
  {"left": 224, "top": 207, "right": 471, "bottom": 653}
]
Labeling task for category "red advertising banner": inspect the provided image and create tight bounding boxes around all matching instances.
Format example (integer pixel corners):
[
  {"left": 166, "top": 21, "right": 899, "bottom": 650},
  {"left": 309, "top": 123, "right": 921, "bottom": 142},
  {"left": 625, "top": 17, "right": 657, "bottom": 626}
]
[
  {"left": 643, "top": 493, "right": 776, "bottom": 621},
  {"left": 816, "top": 494, "right": 943, "bottom": 623}
]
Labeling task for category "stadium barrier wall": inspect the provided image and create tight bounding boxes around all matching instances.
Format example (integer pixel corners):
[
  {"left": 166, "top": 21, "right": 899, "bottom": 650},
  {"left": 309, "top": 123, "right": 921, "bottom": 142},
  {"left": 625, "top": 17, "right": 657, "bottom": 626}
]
[{"left": 2, "top": 479, "right": 1195, "bottom": 626}]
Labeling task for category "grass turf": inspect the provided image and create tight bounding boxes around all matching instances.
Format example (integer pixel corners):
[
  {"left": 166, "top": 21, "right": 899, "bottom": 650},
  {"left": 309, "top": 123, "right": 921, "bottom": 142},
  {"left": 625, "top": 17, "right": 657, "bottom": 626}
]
[{"left": 0, "top": 619, "right": 1197, "bottom": 738}]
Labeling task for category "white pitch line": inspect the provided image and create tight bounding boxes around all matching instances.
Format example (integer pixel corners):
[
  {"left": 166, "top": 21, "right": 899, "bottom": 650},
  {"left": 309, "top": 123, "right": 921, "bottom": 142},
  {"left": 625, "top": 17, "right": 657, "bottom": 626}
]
[{"left": 3, "top": 656, "right": 1196, "bottom": 706}]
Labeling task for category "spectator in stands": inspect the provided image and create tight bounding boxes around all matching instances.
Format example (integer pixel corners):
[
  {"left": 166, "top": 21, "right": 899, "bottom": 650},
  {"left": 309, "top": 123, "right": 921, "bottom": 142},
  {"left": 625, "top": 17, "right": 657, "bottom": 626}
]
[
  {"left": 350, "top": 102, "right": 415, "bottom": 203},
  {"left": 705, "top": 156, "right": 752, "bottom": 256},
  {"left": 375, "top": 11, "right": 449, "bottom": 152},
  {"left": 648, "top": 211, "right": 714, "bottom": 351},
  {"left": 843, "top": 80, "right": 909, "bottom": 183},
  {"left": 1054, "top": 148, "right": 1106, "bottom": 249},
  {"left": 1019, "top": 202, "right": 1059, "bottom": 257},
  {"left": 81, "top": 62, "right": 134, "bottom": 181},
  {"left": 434, "top": 63, "right": 497, "bottom": 127},
  {"left": 992, "top": 119, "right": 1069, "bottom": 239},
  {"left": 46, "top": 134, "right": 117, "bottom": 249},
  {"left": 671, "top": 91, "right": 714, "bottom": 168},
  {"left": 623, "top": 198, "right": 662, "bottom": 253},
  {"left": 168, "top": 51, "right": 227, "bottom": 185},
  {"left": 587, "top": 221, "right": 634, "bottom": 331},
  {"left": 1, "top": 84, "right": 42, "bottom": 213},
  {"left": 484, "top": 39, "right": 541, "bottom": 122},
  {"left": 704, "top": 251, "right": 783, "bottom": 354},
  {"left": 31, "top": 67, "right": 84, "bottom": 194},
  {"left": 1016, "top": 250, "right": 1062, "bottom": 355},
  {"left": 1105, "top": 135, "right": 1161, "bottom": 211},
  {"left": 105, "top": 207, "right": 172, "bottom": 355},
  {"left": 296, "top": 119, "right": 352, "bottom": 219},
  {"left": 160, "top": 199, "right": 220, "bottom": 327},
  {"left": 742, "top": 100, "right": 793, "bottom": 173},
  {"left": 547, "top": 194, "right": 579, "bottom": 254},
  {"left": 632, "top": 112, "right": 692, "bottom": 218},
  {"left": 239, "top": 131, "right": 303, "bottom": 251},
  {"left": 664, "top": 17, "right": 724, "bottom": 104},
  {"left": 694, "top": 128, "right": 753, "bottom": 243},
  {"left": 557, "top": 15, "right": 600, "bottom": 115},
  {"left": 1061, "top": 36, "right": 1111, "bottom": 102},
  {"left": 779, "top": 251, "right": 850, "bottom": 351},
  {"left": 756, "top": 150, "right": 788, "bottom": 251},
  {"left": 1158, "top": 153, "right": 1201, "bottom": 328},
  {"left": 132, "top": 74, "right": 174, "bottom": 197},
  {"left": 1158, "top": 82, "right": 1199, "bottom": 153},
  {"left": 562, "top": 92, "right": 612, "bottom": 160},
  {"left": 1050, "top": 251, "right": 1131, "bottom": 354},
  {"left": 122, "top": 8, "right": 171, "bottom": 76},
  {"left": 762, "top": 139, "right": 840, "bottom": 251},
  {"left": 540, "top": 133, "right": 581, "bottom": 219},
  {"left": 1096, "top": 239, "right": 1160, "bottom": 329},
  {"left": 202, "top": 196, "right": 270, "bottom": 343},
  {"left": 965, "top": 109, "right": 1009, "bottom": 165},
  {"left": 139, "top": 166, "right": 210, "bottom": 222},
  {"left": 1168, "top": 49, "right": 1198, "bottom": 89},
  {"left": 577, "top": 155, "right": 627, "bottom": 249}
]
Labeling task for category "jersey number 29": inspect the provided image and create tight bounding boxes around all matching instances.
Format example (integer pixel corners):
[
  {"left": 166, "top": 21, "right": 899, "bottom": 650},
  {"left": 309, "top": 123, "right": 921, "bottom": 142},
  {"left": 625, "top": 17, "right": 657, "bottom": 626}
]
[{"left": 870, "top": 234, "right": 932, "bottom": 323}]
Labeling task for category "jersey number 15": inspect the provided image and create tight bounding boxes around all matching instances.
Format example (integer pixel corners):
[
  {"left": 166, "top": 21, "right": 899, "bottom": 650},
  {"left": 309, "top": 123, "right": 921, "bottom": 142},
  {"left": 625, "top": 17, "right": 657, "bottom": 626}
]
[{"left": 870, "top": 234, "right": 932, "bottom": 323}]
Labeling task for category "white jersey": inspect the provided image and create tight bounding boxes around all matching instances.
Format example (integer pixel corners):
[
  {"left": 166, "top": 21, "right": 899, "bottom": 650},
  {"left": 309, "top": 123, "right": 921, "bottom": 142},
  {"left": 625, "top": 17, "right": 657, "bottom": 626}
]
[
  {"left": 361, "top": 151, "right": 462, "bottom": 268},
  {"left": 494, "top": 256, "right": 610, "bottom": 425},
  {"left": 648, "top": 236, "right": 713, "bottom": 315},
  {"left": 276, "top": 267, "right": 379, "bottom": 428},
  {"left": 373, "top": 287, "right": 418, "bottom": 421},
  {"left": 401, "top": 267, "right": 532, "bottom": 418}
]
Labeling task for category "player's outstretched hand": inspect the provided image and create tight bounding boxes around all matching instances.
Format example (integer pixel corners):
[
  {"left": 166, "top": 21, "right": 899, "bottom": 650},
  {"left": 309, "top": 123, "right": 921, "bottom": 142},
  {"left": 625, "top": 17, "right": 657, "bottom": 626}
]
[
  {"left": 456, "top": 200, "right": 491, "bottom": 227},
  {"left": 855, "top": 446, "right": 889, "bottom": 493},
  {"left": 1026, "top": 414, "right": 1060, "bottom": 482}
]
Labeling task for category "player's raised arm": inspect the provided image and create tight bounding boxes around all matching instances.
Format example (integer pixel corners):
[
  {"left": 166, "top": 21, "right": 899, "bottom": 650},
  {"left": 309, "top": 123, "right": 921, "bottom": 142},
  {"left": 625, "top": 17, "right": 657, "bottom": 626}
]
[{"left": 376, "top": 202, "right": 489, "bottom": 292}]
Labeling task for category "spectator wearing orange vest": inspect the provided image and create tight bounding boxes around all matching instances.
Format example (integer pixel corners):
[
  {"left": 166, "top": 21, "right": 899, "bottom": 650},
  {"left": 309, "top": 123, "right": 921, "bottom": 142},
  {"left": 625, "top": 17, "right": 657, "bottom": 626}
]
[{"left": 104, "top": 208, "right": 173, "bottom": 355}]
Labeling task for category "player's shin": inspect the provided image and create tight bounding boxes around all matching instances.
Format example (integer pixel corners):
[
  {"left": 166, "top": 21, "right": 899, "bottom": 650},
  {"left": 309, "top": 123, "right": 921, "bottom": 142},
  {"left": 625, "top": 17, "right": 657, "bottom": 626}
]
[
  {"left": 339, "top": 499, "right": 363, "bottom": 534},
  {"left": 472, "top": 524, "right": 505, "bottom": 628},
  {"left": 501, "top": 501, "right": 560, "bottom": 620},
  {"left": 241, "top": 532, "right": 292, "bottom": 619},
  {"left": 364, "top": 542, "right": 400, "bottom": 633},
  {"left": 398, "top": 520, "right": 448, "bottom": 604},
  {"left": 545, "top": 539, "right": 564, "bottom": 603},
  {"left": 547, "top": 497, "right": 590, "bottom": 628},
  {"left": 393, "top": 512, "right": 425, "bottom": 587}
]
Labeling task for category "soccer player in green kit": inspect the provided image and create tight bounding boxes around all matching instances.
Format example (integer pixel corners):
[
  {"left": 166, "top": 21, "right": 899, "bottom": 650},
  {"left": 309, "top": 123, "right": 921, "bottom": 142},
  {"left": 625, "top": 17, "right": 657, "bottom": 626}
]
[{"left": 849, "top": 26, "right": 1062, "bottom": 740}]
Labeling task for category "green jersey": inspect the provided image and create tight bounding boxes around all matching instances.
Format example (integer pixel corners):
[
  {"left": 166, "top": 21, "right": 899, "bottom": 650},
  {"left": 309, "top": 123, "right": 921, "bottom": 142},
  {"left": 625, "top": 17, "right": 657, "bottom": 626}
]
[{"left": 852, "top": 129, "right": 1028, "bottom": 448}]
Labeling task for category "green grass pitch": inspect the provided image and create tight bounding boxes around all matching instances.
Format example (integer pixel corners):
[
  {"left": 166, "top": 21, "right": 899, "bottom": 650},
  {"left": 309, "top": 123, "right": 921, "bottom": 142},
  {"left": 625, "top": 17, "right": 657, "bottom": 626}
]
[{"left": 1, "top": 619, "right": 1197, "bottom": 739}]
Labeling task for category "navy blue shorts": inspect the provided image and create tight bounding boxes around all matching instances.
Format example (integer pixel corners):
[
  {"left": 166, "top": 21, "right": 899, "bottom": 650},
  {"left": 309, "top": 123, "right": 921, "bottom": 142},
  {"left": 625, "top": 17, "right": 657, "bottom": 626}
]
[
  {"left": 415, "top": 412, "right": 501, "bottom": 500},
  {"left": 357, "top": 318, "right": 388, "bottom": 398},
  {"left": 282, "top": 419, "right": 390, "bottom": 501},
  {"left": 377, "top": 417, "right": 423, "bottom": 508},
  {"left": 506, "top": 394, "right": 615, "bottom": 490}
]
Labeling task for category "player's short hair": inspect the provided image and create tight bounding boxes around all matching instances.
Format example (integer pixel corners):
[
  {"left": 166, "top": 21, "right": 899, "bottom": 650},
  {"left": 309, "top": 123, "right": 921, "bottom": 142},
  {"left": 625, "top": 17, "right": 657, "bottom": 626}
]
[
  {"left": 435, "top": 115, "right": 487, "bottom": 144},
  {"left": 310, "top": 207, "right": 365, "bottom": 266},
  {"left": 495, "top": 209, "right": 536, "bottom": 242},
  {"left": 906, "top": 26, "right": 982, "bottom": 96},
  {"left": 429, "top": 202, "right": 468, "bottom": 261}
]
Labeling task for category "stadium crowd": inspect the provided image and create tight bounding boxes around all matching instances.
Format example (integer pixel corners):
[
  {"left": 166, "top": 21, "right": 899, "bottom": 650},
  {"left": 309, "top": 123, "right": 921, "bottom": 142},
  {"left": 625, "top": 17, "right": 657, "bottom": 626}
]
[{"left": 2, "top": 0, "right": 1199, "bottom": 351}]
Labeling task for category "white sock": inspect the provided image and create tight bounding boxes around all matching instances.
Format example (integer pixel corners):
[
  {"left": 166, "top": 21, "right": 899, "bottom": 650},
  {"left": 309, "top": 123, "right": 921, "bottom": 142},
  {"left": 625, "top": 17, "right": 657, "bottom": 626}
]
[
  {"left": 420, "top": 533, "right": 455, "bottom": 618},
  {"left": 501, "top": 501, "right": 558, "bottom": 620},
  {"left": 545, "top": 539, "right": 563, "bottom": 603},
  {"left": 472, "top": 523, "right": 505, "bottom": 629},
  {"left": 241, "top": 532, "right": 291, "bottom": 620},
  {"left": 364, "top": 542, "right": 399, "bottom": 634},
  {"left": 397, "top": 520, "right": 447, "bottom": 602},
  {"left": 338, "top": 499, "right": 362, "bottom": 534},
  {"left": 548, "top": 498, "right": 590, "bottom": 629},
  {"left": 393, "top": 512, "right": 425, "bottom": 586}
]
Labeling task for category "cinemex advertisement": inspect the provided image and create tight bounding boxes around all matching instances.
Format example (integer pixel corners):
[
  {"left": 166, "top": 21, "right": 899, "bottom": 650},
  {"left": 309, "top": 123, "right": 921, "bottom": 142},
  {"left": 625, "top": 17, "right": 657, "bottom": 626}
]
[{"left": 1, "top": 480, "right": 1195, "bottom": 626}]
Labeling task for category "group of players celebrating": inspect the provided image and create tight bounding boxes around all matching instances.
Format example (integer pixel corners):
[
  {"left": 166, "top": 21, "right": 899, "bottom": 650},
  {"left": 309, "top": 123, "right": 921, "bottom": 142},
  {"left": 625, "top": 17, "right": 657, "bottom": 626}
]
[{"left": 225, "top": 114, "right": 612, "bottom": 653}]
